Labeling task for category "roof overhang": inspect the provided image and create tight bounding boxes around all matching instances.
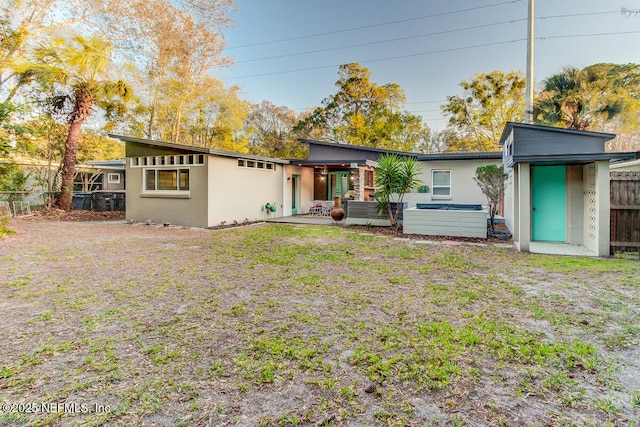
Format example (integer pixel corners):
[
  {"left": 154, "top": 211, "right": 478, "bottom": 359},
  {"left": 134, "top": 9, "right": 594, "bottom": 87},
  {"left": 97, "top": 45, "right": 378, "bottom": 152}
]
[
  {"left": 499, "top": 122, "right": 616, "bottom": 146},
  {"left": 298, "top": 139, "right": 424, "bottom": 157},
  {"left": 109, "top": 134, "right": 290, "bottom": 164},
  {"left": 288, "top": 159, "right": 378, "bottom": 168},
  {"left": 506, "top": 152, "right": 636, "bottom": 168},
  {"left": 610, "top": 157, "right": 640, "bottom": 169},
  {"left": 417, "top": 152, "right": 502, "bottom": 161}
]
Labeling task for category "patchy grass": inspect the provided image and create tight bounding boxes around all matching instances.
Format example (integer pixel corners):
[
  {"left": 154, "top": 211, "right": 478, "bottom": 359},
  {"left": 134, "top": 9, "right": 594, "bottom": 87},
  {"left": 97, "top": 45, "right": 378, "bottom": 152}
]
[
  {"left": 0, "top": 215, "right": 14, "bottom": 238},
  {"left": 0, "top": 221, "right": 639, "bottom": 426}
]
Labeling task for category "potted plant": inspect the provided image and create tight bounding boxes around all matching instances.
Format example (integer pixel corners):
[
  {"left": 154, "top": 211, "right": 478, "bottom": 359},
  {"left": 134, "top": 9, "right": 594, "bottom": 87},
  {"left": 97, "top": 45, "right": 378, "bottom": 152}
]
[{"left": 417, "top": 185, "right": 430, "bottom": 193}]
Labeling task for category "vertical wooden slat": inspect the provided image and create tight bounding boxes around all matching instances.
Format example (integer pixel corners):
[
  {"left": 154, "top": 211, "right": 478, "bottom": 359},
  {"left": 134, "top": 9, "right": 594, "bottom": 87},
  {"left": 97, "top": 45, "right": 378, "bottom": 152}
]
[{"left": 610, "top": 171, "right": 640, "bottom": 255}]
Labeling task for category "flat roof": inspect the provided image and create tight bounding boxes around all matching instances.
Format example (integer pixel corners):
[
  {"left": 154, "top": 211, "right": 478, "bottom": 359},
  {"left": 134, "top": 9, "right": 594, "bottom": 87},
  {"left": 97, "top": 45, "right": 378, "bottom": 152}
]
[
  {"left": 505, "top": 152, "right": 637, "bottom": 168},
  {"left": 110, "top": 134, "right": 290, "bottom": 164},
  {"left": 610, "top": 158, "right": 640, "bottom": 169},
  {"left": 499, "top": 122, "right": 616, "bottom": 146},
  {"left": 299, "top": 139, "right": 424, "bottom": 157},
  {"left": 288, "top": 159, "right": 379, "bottom": 167},
  {"left": 299, "top": 138, "right": 502, "bottom": 161},
  {"left": 417, "top": 152, "right": 501, "bottom": 161}
]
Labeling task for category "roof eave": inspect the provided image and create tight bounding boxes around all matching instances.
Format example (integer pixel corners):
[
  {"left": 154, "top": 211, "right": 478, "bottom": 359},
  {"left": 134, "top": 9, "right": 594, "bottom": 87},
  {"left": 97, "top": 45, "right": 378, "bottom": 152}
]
[
  {"left": 109, "top": 134, "right": 290, "bottom": 164},
  {"left": 499, "top": 122, "right": 616, "bottom": 146}
]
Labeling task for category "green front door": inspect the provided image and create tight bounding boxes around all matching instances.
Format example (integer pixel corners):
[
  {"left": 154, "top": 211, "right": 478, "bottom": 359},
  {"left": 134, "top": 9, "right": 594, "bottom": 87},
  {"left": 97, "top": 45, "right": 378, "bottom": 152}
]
[
  {"left": 531, "top": 165, "right": 567, "bottom": 242},
  {"left": 291, "top": 174, "right": 300, "bottom": 215},
  {"left": 328, "top": 172, "right": 350, "bottom": 199}
]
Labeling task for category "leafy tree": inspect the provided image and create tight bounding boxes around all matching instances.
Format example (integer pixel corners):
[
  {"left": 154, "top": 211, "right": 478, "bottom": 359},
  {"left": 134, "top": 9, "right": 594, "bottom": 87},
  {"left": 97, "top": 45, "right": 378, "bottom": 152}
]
[
  {"left": 295, "top": 63, "right": 430, "bottom": 151},
  {"left": 0, "top": 101, "right": 15, "bottom": 154},
  {"left": 180, "top": 78, "right": 250, "bottom": 152},
  {"left": 0, "top": 0, "right": 104, "bottom": 103},
  {"left": 246, "top": 101, "right": 309, "bottom": 159},
  {"left": 112, "top": 1, "right": 233, "bottom": 143},
  {"left": 13, "top": 35, "right": 132, "bottom": 210},
  {"left": 374, "top": 153, "right": 423, "bottom": 229},
  {"left": 474, "top": 164, "right": 506, "bottom": 230},
  {"left": 533, "top": 64, "right": 635, "bottom": 131},
  {"left": 442, "top": 70, "right": 525, "bottom": 151},
  {"left": 0, "top": 163, "right": 30, "bottom": 208}
]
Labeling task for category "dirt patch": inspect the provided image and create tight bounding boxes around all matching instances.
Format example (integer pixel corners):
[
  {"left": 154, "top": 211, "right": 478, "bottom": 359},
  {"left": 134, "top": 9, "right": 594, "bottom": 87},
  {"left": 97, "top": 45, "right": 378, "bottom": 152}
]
[
  {"left": 0, "top": 218, "right": 638, "bottom": 427},
  {"left": 21, "top": 207, "right": 126, "bottom": 222}
]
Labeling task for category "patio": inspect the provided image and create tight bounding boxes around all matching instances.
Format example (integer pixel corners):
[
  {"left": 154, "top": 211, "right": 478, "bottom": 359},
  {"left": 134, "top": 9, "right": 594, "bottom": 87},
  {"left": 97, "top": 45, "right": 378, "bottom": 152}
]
[{"left": 265, "top": 214, "right": 343, "bottom": 226}]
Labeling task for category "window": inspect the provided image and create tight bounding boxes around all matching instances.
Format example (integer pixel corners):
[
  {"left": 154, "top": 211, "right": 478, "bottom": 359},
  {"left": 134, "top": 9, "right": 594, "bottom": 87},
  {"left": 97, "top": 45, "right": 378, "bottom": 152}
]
[
  {"left": 238, "top": 158, "right": 276, "bottom": 171},
  {"left": 131, "top": 155, "right": 204, "bottom": 168},
  {"left": 107, "top": 173, "right": 121, "bottom": 184},
  {"left": 432, "top": 170, "right": 451, "bottom": 198},
  {"left": 144, "top": 168, "right": 190, "bottom": 193},
  {"left": 364, "top": 170, "right": 374, "bottom": 187}
]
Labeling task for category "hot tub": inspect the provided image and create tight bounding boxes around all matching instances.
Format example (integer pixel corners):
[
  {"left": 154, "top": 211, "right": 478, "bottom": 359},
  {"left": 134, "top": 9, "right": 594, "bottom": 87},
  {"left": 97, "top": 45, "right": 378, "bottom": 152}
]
[{"left": 403, "top": 203, "right": 488, "bottom": 238}]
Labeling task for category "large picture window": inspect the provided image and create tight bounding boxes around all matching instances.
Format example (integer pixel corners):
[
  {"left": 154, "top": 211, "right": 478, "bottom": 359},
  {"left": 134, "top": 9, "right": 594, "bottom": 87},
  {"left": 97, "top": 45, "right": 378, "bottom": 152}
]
[
  {"left": 432, "top": 170, "right": 451, "bottom": 198},
  {"left": 144, "top": 168, "right": 190, "bottom": 193}
]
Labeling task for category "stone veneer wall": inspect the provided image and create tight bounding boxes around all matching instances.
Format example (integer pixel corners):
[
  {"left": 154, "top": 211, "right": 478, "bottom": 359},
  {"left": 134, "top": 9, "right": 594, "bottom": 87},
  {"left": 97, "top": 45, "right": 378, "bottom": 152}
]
[{"left": 354, "top": 167, "right": 365, "bottom": 201}]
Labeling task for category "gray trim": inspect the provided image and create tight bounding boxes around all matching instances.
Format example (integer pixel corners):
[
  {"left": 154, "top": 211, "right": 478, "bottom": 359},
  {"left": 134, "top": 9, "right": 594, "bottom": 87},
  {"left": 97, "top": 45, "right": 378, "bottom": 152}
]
[
  {"left": 299, "top": 138, "right": 501, "bottom": 161},
  {"left": 298, "top": 139, "right": 424, "bottom": 157},
  {"left": 499, "top": 122, "right": 616, "bottom": 146},
  {"left": 110, "top": 134, "right": 290, "bottom": 164},
  {"left": 418, "top": 152, "right": 501, "bottom": 161},
  {"left": 289, "top": 159, "right": 369, "bottom": 166},
  {"left": 86, "top": 159, "right": 126, "bottom": 167},
  {"left": 507, "top": 152, "right": 636, "bottom": 167}
]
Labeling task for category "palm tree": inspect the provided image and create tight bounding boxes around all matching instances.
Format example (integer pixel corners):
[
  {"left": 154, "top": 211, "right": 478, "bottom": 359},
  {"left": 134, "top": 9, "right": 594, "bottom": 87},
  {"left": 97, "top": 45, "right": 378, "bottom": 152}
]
[
  {"left": 13, "top": 35, "right": 132, "bottom": 210},
  {"left": 534, "top": 65, "right": 623, "bottom": 130}
]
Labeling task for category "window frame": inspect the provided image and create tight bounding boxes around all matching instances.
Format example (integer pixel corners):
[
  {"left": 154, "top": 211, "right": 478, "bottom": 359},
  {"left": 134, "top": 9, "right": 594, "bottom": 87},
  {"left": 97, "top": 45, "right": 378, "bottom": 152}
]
[
  {"left": 431, "top": 169, "right": 452, "bottom": 199},
  {"left": 107, "top": 173, "right": 121, "bottom": 184},
  {"left": 142, "top": 167, "right": 191, "bottom": 197}
]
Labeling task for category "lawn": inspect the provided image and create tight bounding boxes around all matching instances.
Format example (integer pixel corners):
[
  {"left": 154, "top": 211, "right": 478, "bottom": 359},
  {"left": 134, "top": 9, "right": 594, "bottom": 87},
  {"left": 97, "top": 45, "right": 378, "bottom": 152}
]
[{"left": 0, "top": 219, "right": 639, "bottom": 427}]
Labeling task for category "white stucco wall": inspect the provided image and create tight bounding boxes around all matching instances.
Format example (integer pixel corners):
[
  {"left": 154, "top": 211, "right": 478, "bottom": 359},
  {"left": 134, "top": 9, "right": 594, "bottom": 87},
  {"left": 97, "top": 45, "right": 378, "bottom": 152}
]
[
  {"left": 208, "top": 156, "right": 285, "bottom": 226},
  {"left": 566, "top": 165, "right": 584, "bottom": 245},
  {"left": 283, "top": 165, "right": 314, "bottom": 215},
  {"left": 503, "top": 168, "right": 515, "bottom": 236},
  {"left": 516, "top": 163, "right": 531, "bottom": 252},
  {"left": 595, "top": 161, "right": 611, "bottom": 256},
  {"left": 418, "top": 159, "right": 502, "bottom": 205}
]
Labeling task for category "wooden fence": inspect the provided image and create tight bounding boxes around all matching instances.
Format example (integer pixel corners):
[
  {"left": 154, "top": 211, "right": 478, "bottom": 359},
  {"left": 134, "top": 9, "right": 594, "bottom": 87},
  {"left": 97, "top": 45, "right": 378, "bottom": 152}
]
[{"left": 610, "top": 171, "right": 640, "bottom": 254}]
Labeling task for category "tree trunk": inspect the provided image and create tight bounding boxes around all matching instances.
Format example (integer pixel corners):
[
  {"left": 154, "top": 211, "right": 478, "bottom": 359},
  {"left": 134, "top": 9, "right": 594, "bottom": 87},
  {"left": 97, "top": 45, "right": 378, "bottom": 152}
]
[{"left": 58, "top": 89, "right": 93, "bottom": 211}]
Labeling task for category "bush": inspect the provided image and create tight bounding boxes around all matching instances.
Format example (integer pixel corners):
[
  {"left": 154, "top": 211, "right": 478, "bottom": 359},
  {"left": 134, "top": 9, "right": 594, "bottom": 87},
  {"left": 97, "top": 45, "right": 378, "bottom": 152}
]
[{"left": 374, "top": 153, "right": 423, "bottom": 229}]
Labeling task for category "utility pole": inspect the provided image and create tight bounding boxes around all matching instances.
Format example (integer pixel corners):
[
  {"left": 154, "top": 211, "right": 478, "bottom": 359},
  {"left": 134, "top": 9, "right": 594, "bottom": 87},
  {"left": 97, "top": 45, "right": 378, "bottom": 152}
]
[{"left": 525, "top": 0, "right": 534, "bottom": 124}]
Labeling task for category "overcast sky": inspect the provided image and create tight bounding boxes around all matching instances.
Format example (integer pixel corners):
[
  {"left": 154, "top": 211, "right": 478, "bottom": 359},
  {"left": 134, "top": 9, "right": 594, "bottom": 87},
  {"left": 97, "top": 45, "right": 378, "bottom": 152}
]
[{"left": 219, "top": 0, "right": 640, "bottom": 130}]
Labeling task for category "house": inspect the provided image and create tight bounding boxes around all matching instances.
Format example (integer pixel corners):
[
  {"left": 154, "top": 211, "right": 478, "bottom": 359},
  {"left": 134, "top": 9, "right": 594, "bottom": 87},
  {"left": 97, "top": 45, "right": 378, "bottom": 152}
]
[
  {"left": 296, "top": 139, "right": 501, "bottom": 207},
  {"left": 110, "top": 134, "right": 502, "bottom": 228},
  {"left": 110, "top": 135, "right": 291, "bottom": 228},
  {"left": 610, "top": 157, "right": 640, "bottom": 172},
  {"left": 499, "top": 122, "right": 637, "bottom": 257},
  {"left": 80, "top": 160, "right": 126, "bottom": 191}
]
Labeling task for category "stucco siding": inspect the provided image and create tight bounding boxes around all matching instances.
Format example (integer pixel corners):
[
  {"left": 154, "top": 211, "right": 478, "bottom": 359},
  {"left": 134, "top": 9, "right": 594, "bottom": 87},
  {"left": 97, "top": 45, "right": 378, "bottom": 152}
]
[
  {"left": 102, "top": 170, "right": 125, "bottom": 191},
  {"left": 595, "top": 161, "right": 611, "bottom": 256},
  {"left": 504, "top": 169, "right": 515, "bottom": 237},
  {"left": 566, "top": 166, "right": 584, "bottom": 245},
  {"left": 125, "top": 159, "right": 209, "bottom": 228},
  {"left": 208, "top": 156, "right": 284, "bottom": 226},
  {"left": 419, "top": 159, "right": 501, "bottom": 205},
  {"left": 283, "top": 166, "right": 314, "bottom": 215},
  {"left": 517, "top": 163, "right": 531, "bottom": 252}
]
